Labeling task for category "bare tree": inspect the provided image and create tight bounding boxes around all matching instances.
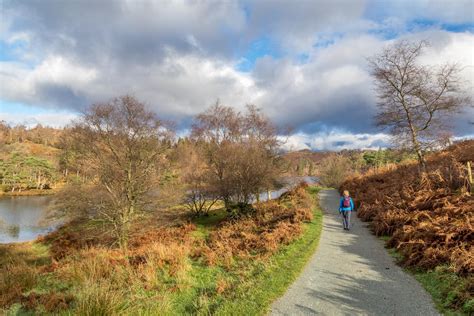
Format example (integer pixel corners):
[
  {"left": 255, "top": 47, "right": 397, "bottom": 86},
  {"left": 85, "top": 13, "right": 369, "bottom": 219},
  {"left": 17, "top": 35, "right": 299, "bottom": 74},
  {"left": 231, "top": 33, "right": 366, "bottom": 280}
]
[
  {"left": 319, "top": 154, "right": 354, "bottom": 188},
  {"left": 176, "top": 140, "right": 219, "bottom": 216},
  {"left": 369, "top": 40, "right": 469, "bottom": 170},
  {"left": 60, "top": 95, "right": 173, "bottom": 250},
  {"left": 191, "top": 102, "right": 280, "bottom": 213}
]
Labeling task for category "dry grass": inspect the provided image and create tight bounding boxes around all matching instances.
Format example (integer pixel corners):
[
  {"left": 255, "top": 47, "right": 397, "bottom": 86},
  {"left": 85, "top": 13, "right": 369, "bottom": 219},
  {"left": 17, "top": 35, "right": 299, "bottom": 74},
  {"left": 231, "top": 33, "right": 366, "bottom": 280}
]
[{"left": 0, "top": 242, "right": 49, "bottom": 308}]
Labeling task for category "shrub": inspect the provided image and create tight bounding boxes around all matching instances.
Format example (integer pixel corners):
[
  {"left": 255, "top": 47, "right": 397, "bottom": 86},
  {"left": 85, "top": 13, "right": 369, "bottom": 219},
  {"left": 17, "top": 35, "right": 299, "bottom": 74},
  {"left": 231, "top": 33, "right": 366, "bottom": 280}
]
[{"left": 0, "top": 262, "right": 37, "bottom": 307}]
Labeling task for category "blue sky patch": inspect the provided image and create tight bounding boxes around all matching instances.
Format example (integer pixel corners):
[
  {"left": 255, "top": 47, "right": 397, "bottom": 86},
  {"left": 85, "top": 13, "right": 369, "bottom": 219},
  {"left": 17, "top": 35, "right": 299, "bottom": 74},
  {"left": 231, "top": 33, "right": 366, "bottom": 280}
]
[
  {"left": 0, "top": 101, "right": 50, "bottom": 115},
  {"left": 236, "top": 37, "right": 281, "bottom": 72},
  {"left": 0, "top": 39, "right": 28, "bottom": 62}
]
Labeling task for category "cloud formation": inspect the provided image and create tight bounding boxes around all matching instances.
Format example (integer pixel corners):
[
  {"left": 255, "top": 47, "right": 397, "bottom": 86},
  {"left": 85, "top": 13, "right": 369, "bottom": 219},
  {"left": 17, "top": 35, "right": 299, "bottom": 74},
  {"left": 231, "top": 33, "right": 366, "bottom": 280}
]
[{"left": 1, "top": 0, "right": 473, "bottom": 150}]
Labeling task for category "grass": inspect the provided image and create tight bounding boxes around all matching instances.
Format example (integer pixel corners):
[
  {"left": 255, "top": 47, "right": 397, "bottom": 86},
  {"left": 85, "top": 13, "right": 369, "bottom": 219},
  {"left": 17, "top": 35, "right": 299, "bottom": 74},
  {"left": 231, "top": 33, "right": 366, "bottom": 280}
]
[
  {"left": 381, "top": 236, "right": 473, "bottom": 316},
  {"left": 192, "top": 208, "right": 228, "bottom": 240},
  {"left": 0, "top": 186, "right": 324, "bottom": 315}
]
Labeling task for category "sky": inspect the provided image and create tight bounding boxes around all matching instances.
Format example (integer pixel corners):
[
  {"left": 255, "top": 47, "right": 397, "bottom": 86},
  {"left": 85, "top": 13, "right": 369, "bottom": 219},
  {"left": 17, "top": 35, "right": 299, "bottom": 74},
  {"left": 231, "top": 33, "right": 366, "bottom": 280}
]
[{"left": 0, "top": 0, "right": 473, "bottom": 151}]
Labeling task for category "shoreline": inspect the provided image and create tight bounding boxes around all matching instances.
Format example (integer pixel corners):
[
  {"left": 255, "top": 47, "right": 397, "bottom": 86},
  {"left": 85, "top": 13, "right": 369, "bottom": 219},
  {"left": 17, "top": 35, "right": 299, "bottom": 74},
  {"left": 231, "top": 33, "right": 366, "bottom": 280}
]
[{"left": 0, "top": 189, "right": 58, "bottom": 197}]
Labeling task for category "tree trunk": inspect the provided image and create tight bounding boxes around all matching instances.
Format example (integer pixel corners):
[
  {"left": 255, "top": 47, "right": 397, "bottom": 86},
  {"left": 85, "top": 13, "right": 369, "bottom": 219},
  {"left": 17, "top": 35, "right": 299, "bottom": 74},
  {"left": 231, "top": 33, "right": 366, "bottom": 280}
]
[
  {"left": 224, "top": 197, "right": 231, "bottom": 212},
  {"left": 403, "top": 98, "right": 426, "bottom": 172},
  {"left": 411, "top": 130, "right": 426, "bottom": 171},
  {"left": 118, "top": 215, "right": 130, "bottom": 252},
  {"left": 467, "top": 161, "right": 473, "bottom": 194}
]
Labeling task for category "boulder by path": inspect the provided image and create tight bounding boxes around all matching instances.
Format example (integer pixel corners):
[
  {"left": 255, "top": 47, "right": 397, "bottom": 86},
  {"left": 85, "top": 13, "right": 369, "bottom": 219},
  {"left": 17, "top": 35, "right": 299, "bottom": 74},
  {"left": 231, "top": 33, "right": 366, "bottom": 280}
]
[{"left": 270, "top": 189, "right": 439, "bottom": 316}]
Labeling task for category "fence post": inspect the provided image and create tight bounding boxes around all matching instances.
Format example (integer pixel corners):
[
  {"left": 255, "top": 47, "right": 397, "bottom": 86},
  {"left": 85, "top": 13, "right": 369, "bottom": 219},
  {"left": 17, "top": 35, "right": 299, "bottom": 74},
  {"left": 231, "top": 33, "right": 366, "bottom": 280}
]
[{"left": 468, "top": 161, "right": 473, "bottom": 194}]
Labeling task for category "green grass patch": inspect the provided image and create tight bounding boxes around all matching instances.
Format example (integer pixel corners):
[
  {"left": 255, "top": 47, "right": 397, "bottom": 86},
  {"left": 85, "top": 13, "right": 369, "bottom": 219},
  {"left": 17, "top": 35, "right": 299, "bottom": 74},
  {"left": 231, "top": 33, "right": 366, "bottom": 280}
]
[
  {"left": 192, "top": 208, "right": 227, "bottom": 240},
  {"left": 413, "top": 267, "right": 473, "bottom": 316}
]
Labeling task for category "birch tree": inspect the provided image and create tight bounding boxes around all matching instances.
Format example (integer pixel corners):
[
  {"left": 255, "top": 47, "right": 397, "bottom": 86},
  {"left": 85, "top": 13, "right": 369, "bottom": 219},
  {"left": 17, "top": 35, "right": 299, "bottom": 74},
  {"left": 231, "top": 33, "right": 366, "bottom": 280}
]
[
  {"left": 369, "top": 40, "right": 468, "bottom": 170},
  {"left": 64, "top": 95, "right": 173, "bottom": 249}
]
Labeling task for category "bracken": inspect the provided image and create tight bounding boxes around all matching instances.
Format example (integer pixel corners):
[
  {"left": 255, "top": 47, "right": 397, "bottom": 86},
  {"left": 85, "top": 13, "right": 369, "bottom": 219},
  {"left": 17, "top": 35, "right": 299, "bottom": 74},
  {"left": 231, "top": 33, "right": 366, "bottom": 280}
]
[{"left": 202, "top": 183, "right": 314, "bottom": 265}]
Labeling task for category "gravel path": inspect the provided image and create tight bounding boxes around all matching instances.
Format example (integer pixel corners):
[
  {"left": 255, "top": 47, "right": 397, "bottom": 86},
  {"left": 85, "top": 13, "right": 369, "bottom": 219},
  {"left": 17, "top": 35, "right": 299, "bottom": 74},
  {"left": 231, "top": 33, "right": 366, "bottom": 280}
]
[{"left": 270, "top": 189, "right": 439, "bottom": 316}]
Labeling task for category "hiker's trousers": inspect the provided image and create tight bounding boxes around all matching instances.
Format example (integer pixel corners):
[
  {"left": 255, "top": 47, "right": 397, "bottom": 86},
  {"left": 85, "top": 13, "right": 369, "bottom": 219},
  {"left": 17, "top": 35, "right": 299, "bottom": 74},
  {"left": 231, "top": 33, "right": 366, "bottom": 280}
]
[{"left": 341, "top": 211, "right": 351, "bottom": 229}]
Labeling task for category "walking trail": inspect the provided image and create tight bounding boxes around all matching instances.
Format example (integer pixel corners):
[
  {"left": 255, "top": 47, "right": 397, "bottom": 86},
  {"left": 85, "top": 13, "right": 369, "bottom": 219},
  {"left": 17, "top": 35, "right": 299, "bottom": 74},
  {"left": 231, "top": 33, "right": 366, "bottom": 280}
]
[{"left": 270, "top": 189, "right": 439, "bottom": 316}]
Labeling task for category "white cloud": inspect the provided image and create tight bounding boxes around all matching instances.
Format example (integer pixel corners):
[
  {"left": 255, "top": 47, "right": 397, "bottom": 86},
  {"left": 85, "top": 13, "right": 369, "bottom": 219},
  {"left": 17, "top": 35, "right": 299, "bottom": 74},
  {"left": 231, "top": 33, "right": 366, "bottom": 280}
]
[
  {"left": 0, "top": 51, "right": 263, "bottom": 119},
  {"left": 281, "top": 131, "right": 392, "bottom": 151},
  {"left": 0, "top": 0, "right": 473, "bottom": 149},
  {"left": 2, "top": 30, "right": 472, "bottom": 137},
  {"left": 0, "top": 111, "right": 79, "bottom": 128},
  {"left": 252, "top": 31, "right": 474, "bottom": 135},
  {"left": 0, "top": 56, "right": 98, "bottom": 107}
]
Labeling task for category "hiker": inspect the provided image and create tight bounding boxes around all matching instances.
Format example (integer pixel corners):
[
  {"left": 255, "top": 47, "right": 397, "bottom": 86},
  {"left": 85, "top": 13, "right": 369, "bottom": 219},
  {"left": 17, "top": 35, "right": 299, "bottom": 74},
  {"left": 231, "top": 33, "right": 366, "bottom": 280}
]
[{"left": 339, "top": 190, "right": 354, "bottom": 230}]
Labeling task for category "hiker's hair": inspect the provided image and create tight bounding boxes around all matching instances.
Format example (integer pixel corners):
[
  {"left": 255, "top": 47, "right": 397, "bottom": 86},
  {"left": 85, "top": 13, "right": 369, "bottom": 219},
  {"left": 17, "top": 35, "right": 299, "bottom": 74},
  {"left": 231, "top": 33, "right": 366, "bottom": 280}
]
[{"left": 343, "top": 190, "right": 350, "bottom": 196}]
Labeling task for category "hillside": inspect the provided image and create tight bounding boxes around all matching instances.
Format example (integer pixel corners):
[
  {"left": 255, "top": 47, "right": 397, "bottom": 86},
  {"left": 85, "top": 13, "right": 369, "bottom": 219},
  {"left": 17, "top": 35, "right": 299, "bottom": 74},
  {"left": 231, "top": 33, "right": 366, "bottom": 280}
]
[{"left": 0, "top": 123, "right": 64, "bottom": 194}]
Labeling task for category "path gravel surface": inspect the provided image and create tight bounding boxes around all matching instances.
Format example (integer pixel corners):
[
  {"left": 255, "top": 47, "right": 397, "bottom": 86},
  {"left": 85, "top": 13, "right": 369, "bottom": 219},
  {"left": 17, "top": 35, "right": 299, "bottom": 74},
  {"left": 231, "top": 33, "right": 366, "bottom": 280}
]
[{"left": 270, "top": 189, "right": 439, "bottom": 316}]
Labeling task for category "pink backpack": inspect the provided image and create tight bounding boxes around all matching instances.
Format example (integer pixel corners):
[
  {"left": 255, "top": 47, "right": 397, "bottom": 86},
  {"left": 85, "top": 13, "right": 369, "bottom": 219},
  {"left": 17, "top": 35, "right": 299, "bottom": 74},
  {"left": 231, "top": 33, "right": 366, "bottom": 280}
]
[{"left": 343, "top": 196, "right": 351, "bottom": 208}]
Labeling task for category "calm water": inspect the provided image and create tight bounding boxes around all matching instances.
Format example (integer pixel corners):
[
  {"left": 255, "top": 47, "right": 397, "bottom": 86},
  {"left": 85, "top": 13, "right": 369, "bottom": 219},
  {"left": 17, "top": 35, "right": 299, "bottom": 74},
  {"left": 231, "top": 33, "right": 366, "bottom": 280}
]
[
  {"left": 255, "top": 176, "right": 319, "bottom": 202},
  {"left": 0, "top": 196, "right": 56, "bottom": 243}
]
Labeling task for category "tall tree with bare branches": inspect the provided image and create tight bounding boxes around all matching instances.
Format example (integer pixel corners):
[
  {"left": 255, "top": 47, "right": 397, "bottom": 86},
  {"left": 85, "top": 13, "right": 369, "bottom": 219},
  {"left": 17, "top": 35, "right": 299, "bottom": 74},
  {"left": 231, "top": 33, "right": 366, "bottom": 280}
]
[
  {"left": 369, "top": 40, "right": 468, "bottom": 170},
  {"left": 60, "top": 95, "right": 173, "bottom": 249}
]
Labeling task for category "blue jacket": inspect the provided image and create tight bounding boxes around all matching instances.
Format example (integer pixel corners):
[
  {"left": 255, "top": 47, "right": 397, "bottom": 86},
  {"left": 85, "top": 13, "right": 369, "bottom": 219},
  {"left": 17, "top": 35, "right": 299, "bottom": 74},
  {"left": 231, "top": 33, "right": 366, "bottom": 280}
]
[{"left": 339, "top": 197, "right": 354, "bottom": 212}]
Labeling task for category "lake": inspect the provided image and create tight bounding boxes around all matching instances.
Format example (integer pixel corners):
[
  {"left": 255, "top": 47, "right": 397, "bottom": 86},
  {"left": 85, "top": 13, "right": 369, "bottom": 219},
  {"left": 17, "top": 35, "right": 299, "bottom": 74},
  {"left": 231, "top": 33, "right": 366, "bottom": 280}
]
[{"left": 0, "top": 196, "right": 56, "bottom": 244}]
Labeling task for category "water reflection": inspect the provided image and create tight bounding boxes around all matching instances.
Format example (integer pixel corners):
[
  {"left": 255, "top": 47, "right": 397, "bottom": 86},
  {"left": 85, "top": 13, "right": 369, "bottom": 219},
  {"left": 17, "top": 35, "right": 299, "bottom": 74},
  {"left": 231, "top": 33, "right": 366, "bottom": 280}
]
[
  {"left": 254, "top": 176, "right": 319, "bottom": 202},
  {"left": 0, "top": 196, "right": 56, "bottom": 243}
]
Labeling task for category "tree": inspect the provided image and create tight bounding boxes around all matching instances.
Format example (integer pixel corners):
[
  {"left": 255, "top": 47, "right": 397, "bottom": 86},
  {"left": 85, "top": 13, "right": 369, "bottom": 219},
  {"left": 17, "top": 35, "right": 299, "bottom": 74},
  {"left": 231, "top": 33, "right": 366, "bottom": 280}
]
[
  {"left": 57, "top": 128, "right": 92, "bottom": 182},
  {"left": 191, "top": 102, "right": 280, "bottom": 212},
  {"left": 319, "top": 155, "right": 353, "bottom": 188},
  {"left": 369, "top": 40, "right": 469, "bottom": 170},
  {"left": 176, "top": 140, "right": 218, "bottom": 216},
  {"left": 0, "top": 121, "right": 10, "bottom": 146},
  {"left": 61, "top": 95, "right": 173, "bottom": 250}
]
